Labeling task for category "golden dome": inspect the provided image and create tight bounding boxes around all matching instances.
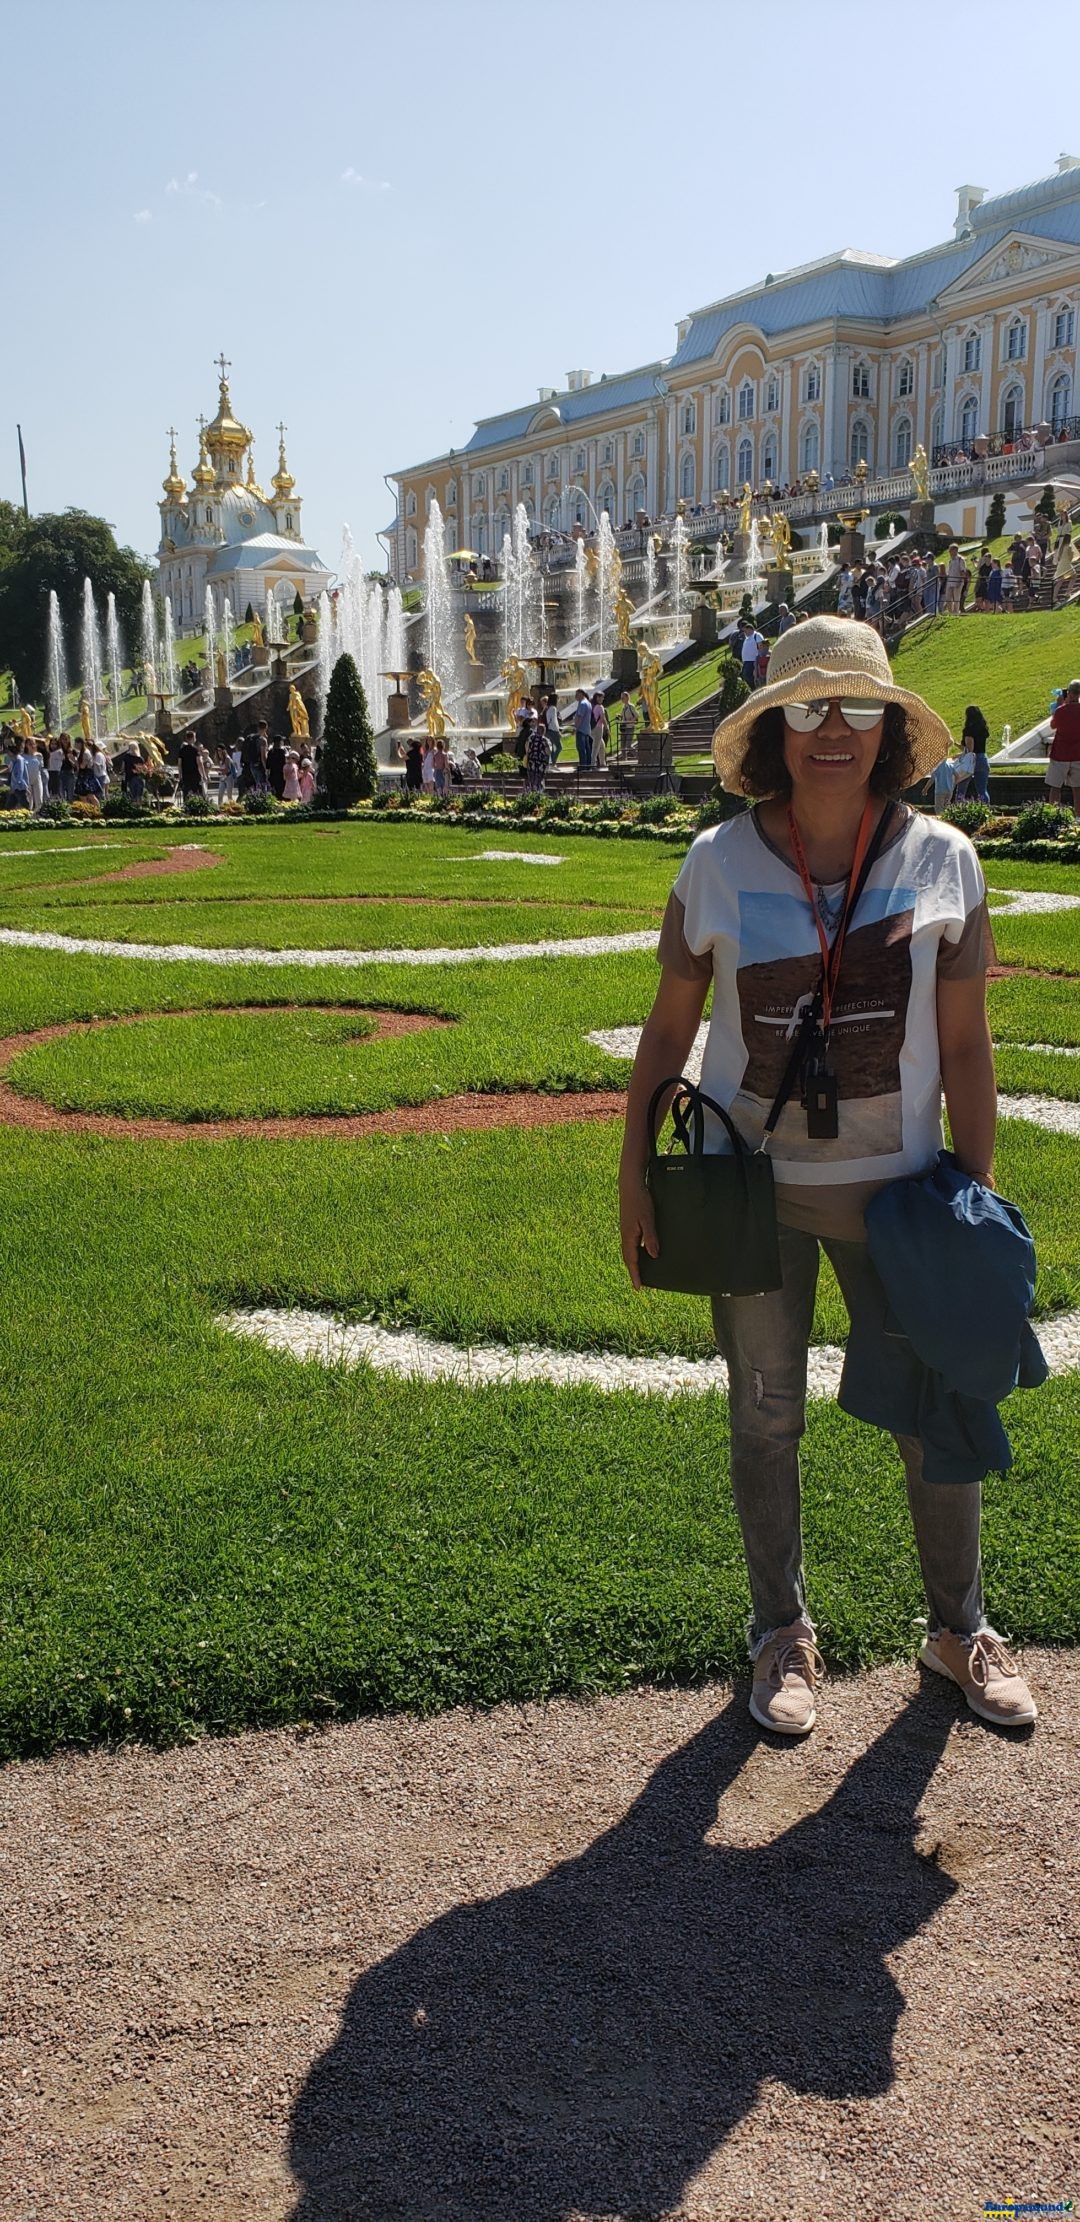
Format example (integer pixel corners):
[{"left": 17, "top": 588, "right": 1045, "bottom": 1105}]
[
  {"left": 161, "top": 427, "right": 186, "bottom": 502},
  {"left": 271, "top": 420, "right": 296, "bottom": 499},
  {"left": 191, "top": 428, "right": 215, "bottom": 489},
  {"left": 204, "top": 353, "right": 252, "bottom": 463}
]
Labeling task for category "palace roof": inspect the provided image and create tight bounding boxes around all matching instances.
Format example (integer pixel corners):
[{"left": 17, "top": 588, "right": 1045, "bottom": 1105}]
[{"left": 398, "top": 165, "right": 1080, "bottom": 474}]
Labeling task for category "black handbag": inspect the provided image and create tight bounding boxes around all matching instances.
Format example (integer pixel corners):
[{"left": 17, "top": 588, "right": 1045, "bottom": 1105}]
[{"left": 638, "top": 1079, "right": 782, "bottom": 1298}]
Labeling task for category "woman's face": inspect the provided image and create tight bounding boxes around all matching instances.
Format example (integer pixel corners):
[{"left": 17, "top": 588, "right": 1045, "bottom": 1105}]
[{"left": 782, "top": 697, "right": 885, "bottom": 805}]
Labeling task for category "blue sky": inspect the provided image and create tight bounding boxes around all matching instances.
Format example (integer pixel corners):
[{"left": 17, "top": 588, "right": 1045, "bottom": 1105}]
[{"left": 0, "top": 0, "right": 1065, "bottom": 579}]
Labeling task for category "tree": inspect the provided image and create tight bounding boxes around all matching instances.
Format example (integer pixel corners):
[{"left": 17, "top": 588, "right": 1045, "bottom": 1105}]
[
  {"left": 0, "top": 509, "right": 151, "bottom": 702},
  {"left": 244, "top": 603, "right": 254, "bottom": 626},
  {"left": 292, "top": 589, "right": 304, "bottom": 616},
  {"left": 1036, "top": 481, "right": 1059, "bottom": 524},
  {"left": 984, "top": 491, "right": 1006, "bottom": 542},
  {"left": 321, "top": 652, "right": 376, "bottom": 806}
]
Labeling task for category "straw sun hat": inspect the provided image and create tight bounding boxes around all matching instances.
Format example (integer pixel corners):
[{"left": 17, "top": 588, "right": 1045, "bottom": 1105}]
[{"left": 712, "top": 615, "right": 952, "bottom": 793}]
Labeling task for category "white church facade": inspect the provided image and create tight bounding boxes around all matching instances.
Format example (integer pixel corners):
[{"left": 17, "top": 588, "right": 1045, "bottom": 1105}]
[{"left": 156, "top": 357, "right": 330, "bottom": 629}]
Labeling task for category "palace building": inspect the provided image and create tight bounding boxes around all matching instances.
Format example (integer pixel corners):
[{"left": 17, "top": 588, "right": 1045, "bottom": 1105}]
[
  {"left": 387, "top": 161, "right": 1080, "bottom": 579},
  {"left": 157, "top": 358, "right": 330, "bottom": 627}
]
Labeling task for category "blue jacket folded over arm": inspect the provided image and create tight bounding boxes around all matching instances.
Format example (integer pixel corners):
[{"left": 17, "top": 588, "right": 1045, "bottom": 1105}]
[{"left": 838, "top": 1154, "right": 1049, "bottom": 1486}]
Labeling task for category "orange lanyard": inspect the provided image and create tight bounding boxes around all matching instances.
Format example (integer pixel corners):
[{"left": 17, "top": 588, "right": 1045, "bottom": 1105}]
[{"left": 786, "top": 798, "right": 876, "bottom": 1037}]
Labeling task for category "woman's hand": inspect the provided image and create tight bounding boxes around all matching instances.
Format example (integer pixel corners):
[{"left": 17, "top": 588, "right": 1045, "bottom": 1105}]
[{"left": 619, "top": 1174, "right": 658, "bottom": 1290}]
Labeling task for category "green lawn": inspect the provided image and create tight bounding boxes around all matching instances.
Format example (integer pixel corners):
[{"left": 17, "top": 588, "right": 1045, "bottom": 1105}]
[
  {"left": 893, "top": 608, "right": 1080, "bottom": 740},
  {"left": 1, "top": 1116, "right": 1076, "bottom": 1759},
  {"left": 0, "top": 823, "right": 1078, "bottom": 1759}
]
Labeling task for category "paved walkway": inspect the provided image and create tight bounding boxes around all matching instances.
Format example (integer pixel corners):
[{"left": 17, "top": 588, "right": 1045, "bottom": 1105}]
[{"left": 1, "top": 1655, "right": 1074, "bottom": 2220}]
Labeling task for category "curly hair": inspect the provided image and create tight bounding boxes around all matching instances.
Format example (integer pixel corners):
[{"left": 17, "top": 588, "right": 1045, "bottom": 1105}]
[{"left": 737, "top": 700, "right": 917, "bottom": 801}]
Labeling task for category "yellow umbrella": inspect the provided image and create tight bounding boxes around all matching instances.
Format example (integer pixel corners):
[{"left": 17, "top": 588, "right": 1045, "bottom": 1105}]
[{"left": 446, "top": 548, "right": 480, "bottom": 563}]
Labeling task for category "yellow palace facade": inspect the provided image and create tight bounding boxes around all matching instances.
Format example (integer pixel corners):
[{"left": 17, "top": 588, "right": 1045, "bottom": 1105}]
[{"left": 388, "top": 163, "right": 1080, "bottom": 579}]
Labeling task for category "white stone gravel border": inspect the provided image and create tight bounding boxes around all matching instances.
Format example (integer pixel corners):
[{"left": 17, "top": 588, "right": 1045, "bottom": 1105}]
[
  {"left": 447, "top": 850, "right": 566, "bottom": 866},
  {"left": 986, "top": 889, "right": 1080, "bottom": 915},
  {"left": 217, "top": 1301, "right": 1080, "bottom": 1399},
  {"left": 0, "top": 926, "right": 657, "bottom": 970}
]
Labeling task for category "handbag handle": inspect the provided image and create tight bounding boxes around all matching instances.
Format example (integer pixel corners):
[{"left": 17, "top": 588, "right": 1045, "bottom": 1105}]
[{"left": 646, "top": 1077, "right": 749, "bottom": 1164}]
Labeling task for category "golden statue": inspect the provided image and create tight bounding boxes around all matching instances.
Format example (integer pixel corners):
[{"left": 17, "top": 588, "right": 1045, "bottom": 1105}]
[
  {"left": 463, "top": 613, "right": 481, "bottom": 667},
  {"left": 614, "top": 586, "right": 635, "bottom": 648},
  {"left": 768, "top": 509, "right": 792, "bottom": 568},
  {"left": 287, "top": 685, "right": 310, "bottom": 739},
  {"left": 215, "top": 649, "right": 228, "bottom": 689},
  {"left": 79, "top": 696, "right": 93, "bottom": 743},
  {"left": 417, "top": 668, "right": 455, "bottom": 739},
  {"left": 911, "top": 443, "right": 930, "bottom": 502},
  {"left": 14, "top": 705, "right": 34, "bottom": 741},
  {"left": 738, "top": 482, "right": 753, "bottom": 536},
  {"left": 501, "top": 654, "right": 530, "bottom": 735},
  {"left": 636, "top": 638, "right": 665, "bottom": 732},
  {"left": 584, "top": 546, "right": 599, "bottom": 585},
  {"left": 251, "top": 611, "right": 264, "bottom": 648}
]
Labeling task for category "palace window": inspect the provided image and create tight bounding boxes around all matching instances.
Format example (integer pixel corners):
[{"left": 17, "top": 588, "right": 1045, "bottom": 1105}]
[
  {"left": 205, "top": 507, "right": 213, "bottom": 523},
  {"left": 737, "top": 380, "right": 755, "bottom": 420},
  {"left": 851, "top": 360, "right": 870, "bottom": 400},
  {"left": 849, "top": 419, "right": 870, "bottom": 470},
  {"left": 764, "top": 375, "right": 779, "bottom": 413},
  {"left": 495, "top": 507, "right": 510, "bottom": 542},
  {"left": 522, "top": 461, "right": 533, "bottom": 484},
  {"left": 680, "top": 454, "right": 695, "bottom": 500},
  {"left": 574, "top": 447, "right": 585, "bottom": 470},
  {"left": 285, "top": 511, "right": 294, "bottom": 531},
  {"left": 800, "top": 421, "right": 819, "bottom": 474},
  {"left": 897, "top": 358, "right": 914, "bottom": 397},
  {"left": 546, "top": 496, "right": 561, "bottom": 529},
  {"left": 713, "top": 444, "right": 730, "bottom": 492},
  {"left": 1005, "top": 317, "right": 1027, "bottom": 362},
  {"left": 547, "top": 454, "right": 559, "bottom": 477},
  {"left": 446, "top": 480, "right": 457, "bottom": 505},
  {"left": 761, "top": 434, "right": 777, "bottom": 481},
  {"left": 498, "top": 468, "right": 509, "bottom": 491},
  {"left": 1050, "top": 372, "right": 1072, "bottom": 431},
  {"left": 405, "top": 529, "right": 417, "bottom": 570},
  {"left": 632, "top": 429, "right": 645, "bottom": 456},
  {"left": 425, "top": 485, "right": 436, "bottom": 515},
  {"left": 931, "top": 404, "right": 944, "bottom": 453},
  {"left": 681, "top": 401, "right": 696, "bottom": 436},
  {"left": 962, "top": 330, "right": 981, "bottom": 373},
  {"left": 960, "top": 393, "right": 979, "bottom": 444},
  {"left": 803, "top": 362, "right": 821, "bottom": 402},
  {"left": 599, "top": 479, "right": 616, "bottom": 514},
  {"left": 1001, "top": 383, "right": 1024, "bottom": 439},
  {"left": 737, "top": 435, "right": 753, "bottom": 483},
  {"left": 894, "top": 417, "right": 912, "bottom": 468},
  {"left": 627, "top": 473, "right": 646, "bottom": 513},
  {"left": 475, "top": 516, "right": 488, "bottom": 555},
  {"left": 473, "top": 474, "right": 486, "bottom": 498},
  {"left": 1054, "top": 307, "right": 1075, "bottom": 350},
  {"left": 602, "top": 440, "right": 614, "bottom": 464},
  {"left": 716, "top": 388, "right": 731, "bottom": 424},
  {"left": 406, "top": 491, "right": 417, "bottom": 516}
]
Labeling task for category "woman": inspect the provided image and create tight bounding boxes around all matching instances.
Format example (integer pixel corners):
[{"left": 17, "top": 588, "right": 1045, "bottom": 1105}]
[
  {"left": 431, "top": 741, "right": 449, "bottom": 798},
  {"left": 282, "top": 750, "right": 301, "bottom": 803},
  {"left": 619, "top": 615, "right": 1035, "bottom": 1736},
  {"left": 590, "top": 691, "right": 609, "bottom": 770},
  {"left": 962, "top": 704, "right": 992, "bottom": 804},
  {"left": 985, "top": 557, "right": 1003, "bottom": 614},
  {"left": 543, "top": 694, "right": 562, "bottom": 755},
  {"left": 298, "top": 754, "right": 316, "bottom": 805}
]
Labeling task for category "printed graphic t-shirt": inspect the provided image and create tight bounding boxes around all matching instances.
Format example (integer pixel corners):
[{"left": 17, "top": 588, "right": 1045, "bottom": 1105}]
[{"left": 658, "top": 807, "right": 992, "bottom": 1240}]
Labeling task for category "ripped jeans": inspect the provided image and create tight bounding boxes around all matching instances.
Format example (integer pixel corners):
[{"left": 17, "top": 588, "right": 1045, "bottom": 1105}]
[{"left": 711, "top": 1222, "right": 987, "bottom": 1653}]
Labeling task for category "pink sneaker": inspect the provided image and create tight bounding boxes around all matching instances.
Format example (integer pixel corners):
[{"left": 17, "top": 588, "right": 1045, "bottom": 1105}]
[
  {"left": 920, "top": 1629, "right": 1037, "bottom": 1728},
  {"left": 749, "top": 1621, "right": 823, "bottom": 1736}
]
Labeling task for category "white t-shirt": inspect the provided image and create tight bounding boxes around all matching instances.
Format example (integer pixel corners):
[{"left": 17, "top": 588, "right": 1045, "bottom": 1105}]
[{"left": 660, "top": 807, "right": 991, "bottom": 1235}]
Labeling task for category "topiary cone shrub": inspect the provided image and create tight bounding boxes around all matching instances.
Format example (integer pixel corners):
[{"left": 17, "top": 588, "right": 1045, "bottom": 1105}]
[{"left": 321, "top": 652, "right": 377, "bottom": 806}]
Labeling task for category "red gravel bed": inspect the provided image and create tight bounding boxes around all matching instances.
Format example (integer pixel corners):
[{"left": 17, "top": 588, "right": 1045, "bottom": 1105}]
[{"left": 0, "top": 1008, "right": 624, "bottom": 1143}]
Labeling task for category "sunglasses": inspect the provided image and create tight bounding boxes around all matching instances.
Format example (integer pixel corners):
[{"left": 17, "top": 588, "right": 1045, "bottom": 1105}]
[{"left": 783, "top": 698, "right": 886, "bottom": 732}]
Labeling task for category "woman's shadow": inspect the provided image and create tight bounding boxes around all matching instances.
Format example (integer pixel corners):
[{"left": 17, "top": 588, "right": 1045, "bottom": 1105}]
[{"left": 289, "top": 1691, "right": 955, "bottom": 2220}]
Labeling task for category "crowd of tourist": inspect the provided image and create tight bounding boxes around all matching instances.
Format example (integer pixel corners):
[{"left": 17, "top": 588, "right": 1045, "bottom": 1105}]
[{"left": 0, "top": 718, "right": 324, "bottom": 814}]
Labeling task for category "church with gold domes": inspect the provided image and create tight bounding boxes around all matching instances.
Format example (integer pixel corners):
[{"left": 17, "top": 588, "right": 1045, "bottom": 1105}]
[{"left": 156, "top": 357, "right": 330, "bottom": 628}]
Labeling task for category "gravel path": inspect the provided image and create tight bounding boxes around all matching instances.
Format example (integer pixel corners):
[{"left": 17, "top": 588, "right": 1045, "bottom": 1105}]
[{"left": 1, "top": 1659, "right": 1074, "bottom": 2221}]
